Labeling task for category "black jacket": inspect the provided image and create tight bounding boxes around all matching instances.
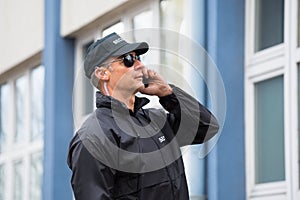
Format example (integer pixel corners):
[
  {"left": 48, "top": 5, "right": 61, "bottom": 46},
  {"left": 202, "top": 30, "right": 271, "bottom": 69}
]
[{"left": 67, "top": 85, "right": 219, "bottom": 200}]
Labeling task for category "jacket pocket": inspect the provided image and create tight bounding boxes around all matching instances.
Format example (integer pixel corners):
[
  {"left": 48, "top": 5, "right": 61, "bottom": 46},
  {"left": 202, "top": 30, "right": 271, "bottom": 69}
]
[{"left": 114, "top": 174, "right": 139, "bottom": 198}]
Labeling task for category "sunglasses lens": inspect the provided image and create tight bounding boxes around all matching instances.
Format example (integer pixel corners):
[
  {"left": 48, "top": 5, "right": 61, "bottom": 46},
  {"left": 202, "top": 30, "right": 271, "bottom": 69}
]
[
  {"left": 123, "top": 54, "right": 137, "bottom": 67},
  {"left": 124, "top": 55, "right": 133, "bottom": 67},
  {"left": 136, "top": 55, "right": 141, "bottom": 61}
]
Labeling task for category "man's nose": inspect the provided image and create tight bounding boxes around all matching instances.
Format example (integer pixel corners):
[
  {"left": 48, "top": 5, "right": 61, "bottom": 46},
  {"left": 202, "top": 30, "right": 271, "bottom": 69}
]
[{"left": 134, "top": 60, "right": 145, "bottom": 70}]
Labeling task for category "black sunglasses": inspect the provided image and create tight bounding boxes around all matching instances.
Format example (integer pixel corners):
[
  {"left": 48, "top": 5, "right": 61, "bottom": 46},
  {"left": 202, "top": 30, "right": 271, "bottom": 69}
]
[
  {"left": 119, "top": 54, "right": 141, "bottom": 67},
  {"left": 102, "top": 54, "right": 141, "bottom": 68}
]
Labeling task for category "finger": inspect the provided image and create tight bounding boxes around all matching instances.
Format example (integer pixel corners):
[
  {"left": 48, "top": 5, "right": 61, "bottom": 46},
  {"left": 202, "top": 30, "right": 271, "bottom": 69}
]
[
  {"left": 142, "top": 67, "right": 149, "bottom": 79},
  {"left": 148, "top": 69, "right": 158, "bottom": 78}
]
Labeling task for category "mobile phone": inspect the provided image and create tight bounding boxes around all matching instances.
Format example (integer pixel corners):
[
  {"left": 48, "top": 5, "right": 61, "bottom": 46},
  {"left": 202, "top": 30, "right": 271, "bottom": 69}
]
[{"left": 142, "top": 77, "right": 149, "bottom": 88}]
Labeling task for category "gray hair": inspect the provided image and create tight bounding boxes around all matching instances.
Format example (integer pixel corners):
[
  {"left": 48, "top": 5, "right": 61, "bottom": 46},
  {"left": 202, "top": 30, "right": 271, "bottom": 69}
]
[{"left": 89, "top": 57, "right": 116, "bottom": 89}]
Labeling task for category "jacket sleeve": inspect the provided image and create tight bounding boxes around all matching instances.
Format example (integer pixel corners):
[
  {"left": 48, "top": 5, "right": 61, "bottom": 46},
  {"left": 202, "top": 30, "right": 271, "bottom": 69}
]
[
  {"left": 68, "top": 137, "right": 116, "bottom": 200},
  {"left": 159, "top": 85, "right": 219, "bottom": 146}
]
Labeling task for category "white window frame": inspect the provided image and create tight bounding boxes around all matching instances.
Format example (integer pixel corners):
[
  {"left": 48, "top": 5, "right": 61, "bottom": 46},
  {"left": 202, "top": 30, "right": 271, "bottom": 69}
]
[
  {"left": 290, "top": 1, "right": 300, "bottom": 200},
  {"left": 245, "top": 0, "right": 300, "bottom": 199},
  {"left": 0, "top": 55, "right": 44, "bottom": 200}
]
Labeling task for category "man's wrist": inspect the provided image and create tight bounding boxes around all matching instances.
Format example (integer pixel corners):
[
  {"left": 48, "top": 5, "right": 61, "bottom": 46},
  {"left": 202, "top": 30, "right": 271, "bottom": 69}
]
[{"left": 157, "top": 85, "right": 173, "bottom": 97}]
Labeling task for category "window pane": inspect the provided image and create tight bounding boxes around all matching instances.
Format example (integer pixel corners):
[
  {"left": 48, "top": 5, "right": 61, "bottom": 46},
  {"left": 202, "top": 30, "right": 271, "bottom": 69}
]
[
  {"left": 31, "top": 66, "right": 45, "bottom": 141},
  {"left": 159, "top": 0, "right": 185, "bottom": 80},
  {"left": 255, "top": 0, "right": 284, "bottom": 52},
  {"left": 255, "top": 75, "right": 285, "bottom": 183},
  {"left": 298, "top": 64, "right": 300, "bottom": 188},
  {"left": 133, "top": 11, "right": 154, "bottom": 66},
  {"left": 298, "top": 0, "right": 300, "bottom": 47},
  {"left": 0, "top": 84, "right": 9, "bottom": 153},
  {"left": 82, "top": 42, "right": 95, "bottom": 115},
  {"left": 160, "top": 0, "right": 184, "bottom": 31},
  {"left": 0, "top": 165, "right": 5, "bottom": 200},
  {"left": 30, "top": 152, "right": 43, "bottom": 200},
  {"left": 13, "top": 161, "right": 23, "bottom": 200},
  {"left": 102, "top": 22, "right": 124, "bottom": 37},
  {"left": 15, "top": 76, "right": 27, "bottom": 143},
  {"left": 133, "top": 10, "right": 153, "bottom": 30}
]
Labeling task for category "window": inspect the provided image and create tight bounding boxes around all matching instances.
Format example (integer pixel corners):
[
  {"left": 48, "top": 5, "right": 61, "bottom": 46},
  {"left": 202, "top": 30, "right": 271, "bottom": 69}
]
[
  {"left": 298, "top": 0, "right": 300, "bottom": 46},
  {"left": 82, "top": 42, "right": 94, "bottom": 116},
  {"left": 254, "top": 0, "right": 284, "bottom": 52},
  {"left": 15, "top": 75, "right": 27, "bottom": 144},
  {"left": 246, "top": 0, "right": 300, "bottom": 199},
  {"left": 160, "top": 0, "right": 184, "bottom": 31},
  {"left": 13, "top": 160, "right": 24, "bottom": 200},
  {"left": 0, "top": 164, "right": 5, "bottom": 200},
  {"left": 133, "top": 10, "right": 153, "bottom": 30},
  {"left": 31, "top": 67, "right": 45, "bottom": 141},
  {"left": 255, "top": 76, "right": 285, "bottom": 184},
  {"left": 298, "top": 64, "right": 300, "bottom": 189},
  {"left": 73, "top": 38, "right": 97, "bottom": 129},
  {"left": 30, "top": 152, "right": 43, "bottom": 200},
  {"left": 0, "top": 65, "right": 44, "bottom": 200},
  {"left": 0, "top": 84, "right": 8, "bottom": 200},
  {"left": 133, "top": 11, "right": 154, "bottom": 67},
  {"left": 102, "top": 22, "right": 124, "bottom": 37},
  {"left": 0, "top": 84, "right": 9, "bottom": 153}
]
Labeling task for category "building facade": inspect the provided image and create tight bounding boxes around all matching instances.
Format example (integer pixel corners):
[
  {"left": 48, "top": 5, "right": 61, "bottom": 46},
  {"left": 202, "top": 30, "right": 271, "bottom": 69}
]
[{"left": 0, "top": 0, "right": 299, "bottom": 199}]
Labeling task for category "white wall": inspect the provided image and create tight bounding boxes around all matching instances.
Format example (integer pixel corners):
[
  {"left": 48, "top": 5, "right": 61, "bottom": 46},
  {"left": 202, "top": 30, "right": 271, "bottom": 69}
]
[
  {"left": 61, "top": 0, "right": 127, "bottom": 37},
  {"left": 0, "top": 0, "right": 44, "bottom": 75}
]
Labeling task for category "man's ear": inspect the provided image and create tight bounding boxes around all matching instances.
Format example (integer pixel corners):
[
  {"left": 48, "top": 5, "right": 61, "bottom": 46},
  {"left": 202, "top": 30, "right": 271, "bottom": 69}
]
[{"left": 95, "top": 67, "right": 110, "bottom": 81}]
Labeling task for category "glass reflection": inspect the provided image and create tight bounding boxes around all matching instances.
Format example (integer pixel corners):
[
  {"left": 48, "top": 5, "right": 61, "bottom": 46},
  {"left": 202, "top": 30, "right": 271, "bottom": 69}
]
[
  {"left": 255, "top": 76, "right": 285, "bottom": 183},
  {"left": 159, "top": 0, "right": 187, "bottom": 85},
  {"left": 102, "top": 22, "right": 124, "bottom": 37},
  {"left": 255, "top": 0, "right": 284, "bottom": 51},
  {"left": 15, "top": 76, "right": 27, "bottom": 143},
  {"left": 298, "top": 64, "right": 300, "bottom": 188},
  {"left": 82, "top": 42, "right": 95, "bottom": 115},
  {"left": 0, "top": 84, "right": 9, "bottom": 152},
  {"left": 133, "top": 10, "right": 153, "bottom": 67},
  {"left": 13, "top": 161, "right": 23, "bottom": 200},
  {"left": 298, "top": 0, "right": 300, "bottom": 46},
  {"left": 160, "top": 0, "right": 184, "bottom": 31},
  {"left": 30, "top": 152, "right": 43, "bottom": 200},
  {"left": 31, "top": 66, "right": 45, "bottom": 141},
  {"left": 0, "top": 165, "right": 5, "bottom": 200},
  {"left": 133, "top": 10, "right": 153, "bottom": 30}
]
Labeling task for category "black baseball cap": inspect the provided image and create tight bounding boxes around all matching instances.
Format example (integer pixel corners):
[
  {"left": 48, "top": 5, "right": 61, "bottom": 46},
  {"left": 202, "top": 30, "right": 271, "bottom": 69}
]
[{"left": 84, "top": 32, "right": 149, "bottom": 78}]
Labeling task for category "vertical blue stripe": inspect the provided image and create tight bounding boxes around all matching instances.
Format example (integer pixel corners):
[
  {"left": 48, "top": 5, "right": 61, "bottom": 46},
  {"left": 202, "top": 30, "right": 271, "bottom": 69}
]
[
  {"left": 206, "top": 1, "right": 219, "bottom": 199},
  {"left": 42, "top": 0, "right": 74, "bottom": 199},
  {"left": 185, "top": 0, "right": 207, "bottom": 199},
  {"left": 206, "top": 0, "right": 246, "bottom": 200},
  {"left": 191, "top": 0, "right": 207, "bottom": 101}
]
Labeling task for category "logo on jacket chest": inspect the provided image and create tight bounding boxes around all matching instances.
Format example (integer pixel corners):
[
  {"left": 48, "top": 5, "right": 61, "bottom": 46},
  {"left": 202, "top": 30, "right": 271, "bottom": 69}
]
[{"left": 158, "top": 135, "right": 166, "bottom": 143}]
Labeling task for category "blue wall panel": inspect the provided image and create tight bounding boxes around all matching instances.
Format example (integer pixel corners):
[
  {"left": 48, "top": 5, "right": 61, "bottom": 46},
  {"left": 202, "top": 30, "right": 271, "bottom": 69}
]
[
  {"left": 187, "top": 0, "right": 207, "bottom": 199},
  {"left": 42, "top": 0, "right": 74, "bottom": 199},
  {"left": 206, "top": 0, "right": 246, "bottom": 199}
]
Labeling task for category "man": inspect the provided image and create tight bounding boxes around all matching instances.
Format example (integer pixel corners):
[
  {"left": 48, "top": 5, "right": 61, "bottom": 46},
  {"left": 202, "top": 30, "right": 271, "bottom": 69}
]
[{"left": 67, "top": 32, "right": 219, "bottom": 200}]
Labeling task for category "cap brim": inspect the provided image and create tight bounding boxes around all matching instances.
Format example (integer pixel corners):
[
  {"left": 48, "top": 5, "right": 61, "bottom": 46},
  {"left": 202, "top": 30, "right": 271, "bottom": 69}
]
[{"left": 112, "top": 42, "right": 149, "bottom": 57}]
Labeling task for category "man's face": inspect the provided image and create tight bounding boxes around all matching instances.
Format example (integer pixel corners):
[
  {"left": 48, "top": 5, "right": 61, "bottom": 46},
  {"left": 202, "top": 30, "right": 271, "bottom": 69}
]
[{"left": 109, "top": 52, "right": 145, "bottom": 94}]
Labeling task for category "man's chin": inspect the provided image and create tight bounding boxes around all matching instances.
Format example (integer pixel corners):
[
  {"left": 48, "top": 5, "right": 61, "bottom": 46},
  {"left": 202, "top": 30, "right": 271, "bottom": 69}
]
[{"left": 136, "top": 84, "right": 145, "bottom": 92}]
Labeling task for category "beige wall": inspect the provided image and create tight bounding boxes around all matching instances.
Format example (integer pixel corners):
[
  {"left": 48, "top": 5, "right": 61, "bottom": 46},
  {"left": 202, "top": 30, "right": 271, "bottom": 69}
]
[
  {"left": 0, "top": 0, "right": 44, "bottom": 75},
  {"left": 61, "top": 0, "right": 127, "bottom": 37},
  {"left": 0, "top": 0, "right": 130, "bottom": 75}
]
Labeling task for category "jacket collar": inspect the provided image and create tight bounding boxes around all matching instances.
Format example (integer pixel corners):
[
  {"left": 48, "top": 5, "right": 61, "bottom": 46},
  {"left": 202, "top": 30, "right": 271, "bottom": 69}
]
[{"left": 95, "top": 91, "right": 150, "bottom": 113}]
